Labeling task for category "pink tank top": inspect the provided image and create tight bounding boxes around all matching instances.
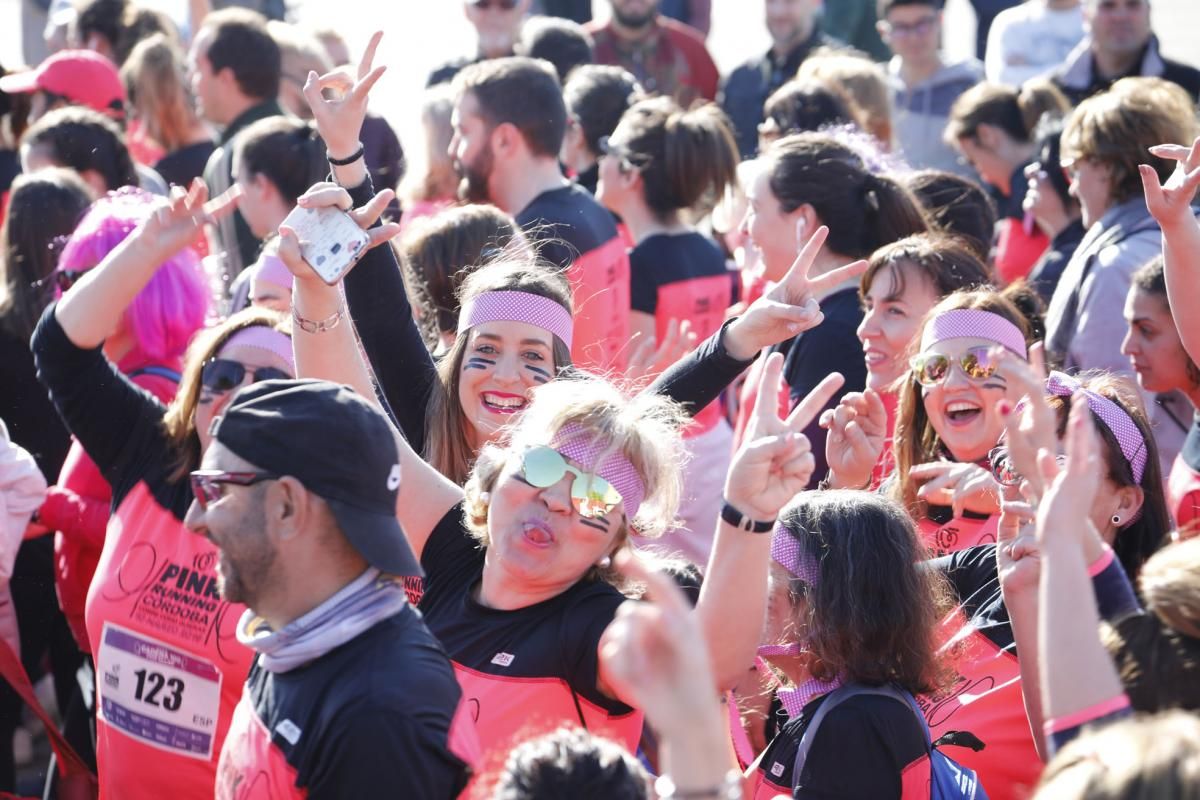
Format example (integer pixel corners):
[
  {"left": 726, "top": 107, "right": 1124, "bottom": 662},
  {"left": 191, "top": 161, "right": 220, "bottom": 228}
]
[{"left": 86, "top": 483, "right": 251, "bottom": 799}]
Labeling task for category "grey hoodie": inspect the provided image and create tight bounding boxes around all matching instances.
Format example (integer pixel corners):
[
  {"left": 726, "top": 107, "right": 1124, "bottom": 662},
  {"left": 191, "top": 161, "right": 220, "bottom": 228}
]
[{"left": 889, "top": 57, "right": 984, "bottom": 176}]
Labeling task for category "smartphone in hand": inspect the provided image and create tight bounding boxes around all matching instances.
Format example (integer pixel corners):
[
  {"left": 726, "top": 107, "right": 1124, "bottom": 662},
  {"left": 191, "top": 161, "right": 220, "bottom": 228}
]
[{"left": 281, "top": 204, "right": 372, "bottom": 285}]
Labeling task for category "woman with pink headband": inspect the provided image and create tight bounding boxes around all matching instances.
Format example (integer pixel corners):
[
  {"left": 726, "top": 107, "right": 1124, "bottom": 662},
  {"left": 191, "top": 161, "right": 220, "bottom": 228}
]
[
  {"left": 299, "top": 40, "right": 860, "bottom": 495},
  {"left": 748, "top": 490, "right": 954, "bottom": 799},
  {"left": 30, "top": 180, "right": 320, "bottom": 799},
  {"left": 282, "top": 176, "right": 847, "bottom": 781}
]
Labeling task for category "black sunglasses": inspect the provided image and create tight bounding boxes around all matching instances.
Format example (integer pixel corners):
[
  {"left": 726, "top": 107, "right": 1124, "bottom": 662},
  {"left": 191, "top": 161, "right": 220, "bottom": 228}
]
[
  {"left": 467, "top": 0, "right": 518, "bottom": 9},
  {"left": 597, "top": 136, "right": 648, "bottom": 169},
  {"left": 32, "top": 269, "right": 88, "bottom": 294},
  {"left": 200, "top": 358, "right": 291, "bottom": 394}
]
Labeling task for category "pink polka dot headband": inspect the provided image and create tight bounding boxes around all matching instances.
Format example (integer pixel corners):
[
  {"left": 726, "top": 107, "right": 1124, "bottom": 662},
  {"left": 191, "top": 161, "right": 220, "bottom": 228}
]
[
  {"left": 458, "top": 290, "right": 574, "bottom": 350},
  {"left": 1045, "top": 371, "right": 1148, "bottom": 488},
  {"left": 551, "top": 423, "right": 646, "bottom": 519},
  {"left": 920, "top": 308, "right": 1028, "bottom": 359}
]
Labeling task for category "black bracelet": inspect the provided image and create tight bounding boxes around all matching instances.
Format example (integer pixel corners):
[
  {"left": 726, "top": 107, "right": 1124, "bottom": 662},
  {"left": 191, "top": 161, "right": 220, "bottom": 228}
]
[
  {"left": 327, "top": 143, "right": 365, "bottom": 167},
  {"left": 720, "top": 499, "right": 774, "bottom": 533}
]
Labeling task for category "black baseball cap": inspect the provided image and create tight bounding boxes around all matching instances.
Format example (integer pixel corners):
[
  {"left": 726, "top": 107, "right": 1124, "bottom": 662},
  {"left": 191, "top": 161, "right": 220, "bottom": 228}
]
[{"left": 211, "top": 378, "right": 421, "bottom": 577}]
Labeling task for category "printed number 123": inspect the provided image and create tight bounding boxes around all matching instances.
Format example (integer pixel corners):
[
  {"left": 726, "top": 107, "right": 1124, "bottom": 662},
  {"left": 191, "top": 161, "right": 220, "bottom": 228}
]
[{"left": 133, "top": 668, "right": 184, "bottom": 712}]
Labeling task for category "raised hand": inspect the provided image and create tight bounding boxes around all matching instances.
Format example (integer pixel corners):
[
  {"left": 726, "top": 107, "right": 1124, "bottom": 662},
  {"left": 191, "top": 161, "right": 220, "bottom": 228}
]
[
  {"left": 623, "top": 319, "right": 698, "bottom": 387},
  {"left": 277, "top": 182, "right": 401, "bottom": 284},
  {"left": 599, "top": 552, "right": 722, "bottom": 733},
  {"left": 303, "top": 30, "right": 386, "bottom": 160},
  {"left": 723, "top": 226, "right": 868, "bottom": 361},
  {"left": 1142, "top": 136, "right": 1200, "bottom": 232},
  {"left": 910, "top": 461, "right": 1002, "bottom": 518},
  {"left": 140, "top": 178, "right": 239, "bottom": 264},
  {"left": 819, "top": 388, "right": 887, "bottom": 489},
  {"left": 1036, "top": 393, "right": 1103, "bottom": 547},
  {"left": 725, "top": 353, "right": 844, "bottom": 521},
  {"left": 993, "top": 343, "right": 1055, "bottom": 501}
]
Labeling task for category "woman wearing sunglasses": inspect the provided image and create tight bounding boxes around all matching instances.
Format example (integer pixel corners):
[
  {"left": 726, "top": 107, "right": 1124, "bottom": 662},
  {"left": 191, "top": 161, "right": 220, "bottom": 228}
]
[
  {"left": 823, "top": 234, "right": 992, "bottom": 492},
  {"left": 282, "top": 176, "right": 843, "bottom": 778},
  {"left": 29, "top": 180, "right": 307, "bottom": 800}
]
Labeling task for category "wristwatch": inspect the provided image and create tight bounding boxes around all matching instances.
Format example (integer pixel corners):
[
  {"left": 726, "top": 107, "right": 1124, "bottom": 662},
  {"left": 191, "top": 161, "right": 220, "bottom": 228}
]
[{"left": 720, "top": 499, "right": 774, "bottom": 533}]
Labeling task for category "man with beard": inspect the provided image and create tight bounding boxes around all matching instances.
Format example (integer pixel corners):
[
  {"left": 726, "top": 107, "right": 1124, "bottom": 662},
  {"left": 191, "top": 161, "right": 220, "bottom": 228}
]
[
  {"left": 427, "top": 0, "right": 532, "bottom": 87},
  {"left": 187, "top": 379, "right": 476, "bottom": 799},
  {"left": 719, "top": 0, "right": 844, "bottom": 159},
  {"left": 1051, "top": 0, "right": 1200, "bottom": 105},
  {"left": 450, "top": 57, "right": 631, "bottom": 373},
  {"left": 586, "top": 0, "right": 718, "bottom": 106}
]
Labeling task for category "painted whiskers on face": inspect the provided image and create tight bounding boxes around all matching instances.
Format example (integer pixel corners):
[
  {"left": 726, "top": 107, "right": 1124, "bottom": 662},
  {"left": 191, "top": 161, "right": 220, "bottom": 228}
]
[{"left": 465, "top": 356, "right": 497, "bottom": 371}]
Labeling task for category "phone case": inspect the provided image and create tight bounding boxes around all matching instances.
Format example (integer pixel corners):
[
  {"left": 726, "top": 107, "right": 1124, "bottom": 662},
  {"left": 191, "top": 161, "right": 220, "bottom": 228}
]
[{"left": 281, "top": 204, "right": 372, "bottom": 285}]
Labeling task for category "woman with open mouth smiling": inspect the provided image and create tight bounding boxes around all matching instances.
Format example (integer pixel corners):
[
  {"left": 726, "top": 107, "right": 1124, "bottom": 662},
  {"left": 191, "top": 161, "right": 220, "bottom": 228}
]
[{"left": 825, "top": 285, "right": 1039, "bottom": 557}]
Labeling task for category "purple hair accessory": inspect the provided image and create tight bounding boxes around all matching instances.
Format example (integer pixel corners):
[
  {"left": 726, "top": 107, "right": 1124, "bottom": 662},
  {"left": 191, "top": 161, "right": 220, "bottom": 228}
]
[
  {"left": 757, "top": 643, "right": 804, "bottom": 657},
  {"left": 771, "top": 524, "right": 821, "bottom": 586},
  {"left": 222, "top": 325, "right": 295, "bottom": 373},
  {"left": 920, "top": 308, "right": 1028, "bottom": 359},
  {"left": 1045, "top": 371, "right": 1148, "bottom": 491},
  {"left": 551, "top": 423, "right": 645, "bottom": 519},
  {"left": 458, "top": 290, "right": 573, "bottom": 350},
  {"left": 251, "top": 255, "right": 294, "bottom": 293}
]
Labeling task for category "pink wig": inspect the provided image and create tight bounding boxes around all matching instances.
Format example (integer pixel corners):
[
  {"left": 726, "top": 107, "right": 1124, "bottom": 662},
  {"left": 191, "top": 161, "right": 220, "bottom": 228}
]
[{"left": 57, "top": 187, "right": 209, "bottom": 361}]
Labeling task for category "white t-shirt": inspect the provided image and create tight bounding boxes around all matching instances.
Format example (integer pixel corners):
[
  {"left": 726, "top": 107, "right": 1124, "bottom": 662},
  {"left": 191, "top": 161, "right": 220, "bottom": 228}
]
[{"left": 985, "top": 1, "right": 1085, "bottom": 86}]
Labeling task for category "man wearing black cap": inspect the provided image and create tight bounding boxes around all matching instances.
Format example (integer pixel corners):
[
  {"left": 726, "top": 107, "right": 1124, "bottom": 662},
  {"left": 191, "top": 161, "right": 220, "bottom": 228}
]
[{"left": 186, "top": 379, "right": 476, "bottom": 799}]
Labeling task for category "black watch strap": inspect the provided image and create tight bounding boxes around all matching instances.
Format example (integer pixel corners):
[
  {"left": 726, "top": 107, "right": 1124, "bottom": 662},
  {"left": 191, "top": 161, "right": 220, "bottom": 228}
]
[{"left": 720, "top": 500, "right": 774, "bottom": 533}]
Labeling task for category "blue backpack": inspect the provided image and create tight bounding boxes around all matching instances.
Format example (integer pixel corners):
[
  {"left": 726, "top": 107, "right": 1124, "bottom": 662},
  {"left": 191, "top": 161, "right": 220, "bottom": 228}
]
[{"left": 792, "top": 683, "right": 988, "bottom": 800}]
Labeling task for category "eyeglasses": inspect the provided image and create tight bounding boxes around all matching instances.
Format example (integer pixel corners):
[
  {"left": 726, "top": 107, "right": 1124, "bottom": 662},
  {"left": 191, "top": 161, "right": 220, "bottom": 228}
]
[
  {"left": 466, "top": 0, "right": 518, "bottom": 9},
  {"left": 988, "top": 446, "right": 1067, "bottom": 487},
  {"left": 518, "top": 445, "right": 623, "bottom": 519},
  {"left": 880, "top": 16, "right": 937, "bottom": 37},
  {"left": 200, "top": 359, "right": 291, "bottom": 394},
  {"left": 189, "top": 470, "right": 281, "bottom": 509},
  {"left": 597, "top": 136, "right": 647, "bottom": 169},
  {"left": 909, "top": 346, "right": 1002, "bottom": 387}
]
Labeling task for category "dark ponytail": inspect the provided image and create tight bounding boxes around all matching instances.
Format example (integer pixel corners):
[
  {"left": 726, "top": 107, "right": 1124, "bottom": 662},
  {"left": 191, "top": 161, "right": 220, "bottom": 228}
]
[
  {"left": 233, "top": 116, "right": 327, "bottom": 205},
  {"left": 618, "top": 97, "right": 739, "bottom": 219},
  {"left": 765, "top": 133, "right": 927, "bottom": 259}
]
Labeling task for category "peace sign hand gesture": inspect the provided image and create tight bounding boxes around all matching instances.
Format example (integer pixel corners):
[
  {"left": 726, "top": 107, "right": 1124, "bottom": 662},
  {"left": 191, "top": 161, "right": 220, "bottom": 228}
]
[
  {"left": 1141, "top": 135, "right": 1200, "bottom": 233},
  {"left": 724, "top": 353, "right": 845, "bottom": 521},
  {"left": 723, "top": 225, "right": 868, "bottom": 361},
  {"left": 141, "top": 178, "right": 239, "bottom": 264},
  {"left": 303, "top": 31, "right": 386, "bottom": 160}
]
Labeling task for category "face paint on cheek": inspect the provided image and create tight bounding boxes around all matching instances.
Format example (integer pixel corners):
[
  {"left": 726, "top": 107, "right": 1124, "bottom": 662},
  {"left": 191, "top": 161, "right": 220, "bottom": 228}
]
[
  {"left": 982, "top": 376, "right": 1008, "bottom": 391},
  {"left": 524, "top": 364, "right": 552, "bottom": 384},
  {"left": 579, "top": 517, "right": 611, "bottom": 533},
  {"left": 464, "top": 357, "right": 496, "bottom": 371}
]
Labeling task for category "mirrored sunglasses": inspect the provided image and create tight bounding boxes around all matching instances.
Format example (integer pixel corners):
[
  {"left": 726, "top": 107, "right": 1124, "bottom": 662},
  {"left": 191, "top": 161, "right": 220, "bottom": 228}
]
[
  {"left": 910, "top": 346, "right": 1002, "bottom": 387},
  {"left": 519, "top": 445, "right": 623, "bottom": 519}
]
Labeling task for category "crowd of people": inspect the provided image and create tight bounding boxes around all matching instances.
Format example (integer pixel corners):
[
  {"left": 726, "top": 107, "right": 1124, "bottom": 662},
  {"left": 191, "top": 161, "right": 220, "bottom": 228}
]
[{"left": 1, "top": 0, "right": 1199, "bottom": 798}]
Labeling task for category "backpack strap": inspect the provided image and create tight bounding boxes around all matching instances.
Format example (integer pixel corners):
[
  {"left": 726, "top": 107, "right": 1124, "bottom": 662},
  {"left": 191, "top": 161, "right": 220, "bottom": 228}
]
[
  {"left": 791, "top": 683, "right": 931, "bottom": 792},
  {"left": 127, "top": 365, "right": 182, "bottom": 384}
]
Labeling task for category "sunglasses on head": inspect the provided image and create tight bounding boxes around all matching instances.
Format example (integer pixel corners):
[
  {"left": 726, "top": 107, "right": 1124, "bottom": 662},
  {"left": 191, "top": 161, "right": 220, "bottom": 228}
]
[
  {"left": 910, "top": 346, "right": 1002, "bottom": 387},
  {"left": 200, "top": 359, "right": 290, "bottom": 394},
  {"left": 32, "top": 269, "right": 88, "bottom": 294},
  {"left": 189, "top": 470, "right": 281, "bottom": 509},
  {"left": 597, "top": 136, "right": 647, "bottom": 169},
  {"left": 988, "top": 446, "right": 1067, "bottom": 487},
  {"left": 519, "top": 445, "right": 623, "bottom": 520},
  {"left": 467, "top": 0, "right": 518, "bottom": 9}
]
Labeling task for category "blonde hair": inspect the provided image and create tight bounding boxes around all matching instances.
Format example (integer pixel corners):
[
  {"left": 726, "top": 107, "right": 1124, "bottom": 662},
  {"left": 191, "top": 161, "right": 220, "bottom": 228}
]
[
  {"left": 797, "top": 50, "right": 894, "bottom": 147},
  {"left": 463, "top": 375, "right": 687, "bottom": 585},
  {"left": 1062, "top": 77, "right": 1200, "bottom": 205},
  {"left": 120, "top": 33, "right": 201, "bottom": 151},
  {"left": 1035, "top": 710, "right": 1200, "bottom": 799}
]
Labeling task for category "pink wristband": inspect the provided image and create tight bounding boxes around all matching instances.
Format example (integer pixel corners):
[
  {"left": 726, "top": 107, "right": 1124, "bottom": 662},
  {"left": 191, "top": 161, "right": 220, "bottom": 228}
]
[{"left": 1087, "top": 545, "right": 1115, "bottom": 578}]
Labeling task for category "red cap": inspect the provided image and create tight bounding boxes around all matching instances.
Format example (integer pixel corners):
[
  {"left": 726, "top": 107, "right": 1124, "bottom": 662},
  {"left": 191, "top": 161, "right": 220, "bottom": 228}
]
[{"left": 0, "top": 50, "right": 125, "bottom": 117}]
